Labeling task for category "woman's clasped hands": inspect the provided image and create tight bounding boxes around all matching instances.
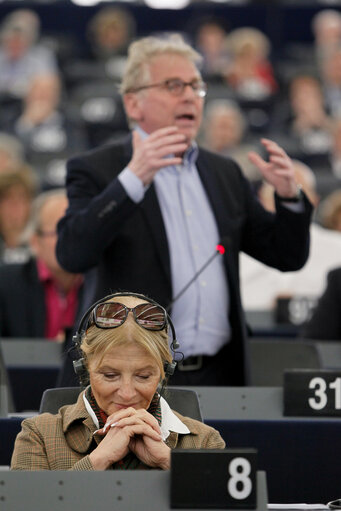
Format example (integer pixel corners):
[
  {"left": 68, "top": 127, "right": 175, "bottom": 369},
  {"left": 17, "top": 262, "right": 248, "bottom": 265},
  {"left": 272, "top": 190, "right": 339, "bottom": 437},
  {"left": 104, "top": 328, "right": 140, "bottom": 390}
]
[{"left": 89, "top": 407, "right": 171, "bottom": 470}]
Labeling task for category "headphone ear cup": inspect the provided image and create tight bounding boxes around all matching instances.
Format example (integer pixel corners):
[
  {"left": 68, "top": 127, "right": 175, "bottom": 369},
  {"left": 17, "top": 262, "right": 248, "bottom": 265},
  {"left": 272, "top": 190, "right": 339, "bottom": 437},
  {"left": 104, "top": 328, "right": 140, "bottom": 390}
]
[
  {"left": 164, "top": 360, "right": 177, "bottom": 377},
  {"left": 72, "top": 332, "right": 82, "bottom": 346},
  {"left": 73, "top": 358, "right": 89, "bottom": 386}
]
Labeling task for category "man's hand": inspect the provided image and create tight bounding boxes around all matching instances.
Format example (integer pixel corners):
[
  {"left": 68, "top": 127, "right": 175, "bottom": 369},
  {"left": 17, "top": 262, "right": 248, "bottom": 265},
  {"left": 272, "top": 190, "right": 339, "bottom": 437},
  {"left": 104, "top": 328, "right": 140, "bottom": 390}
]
[
  {"left": 248, "top": 138, "right": 299, "bottom": 199},
  {"left": 128, "top": 127, "right": 189, "bottom": 185}
]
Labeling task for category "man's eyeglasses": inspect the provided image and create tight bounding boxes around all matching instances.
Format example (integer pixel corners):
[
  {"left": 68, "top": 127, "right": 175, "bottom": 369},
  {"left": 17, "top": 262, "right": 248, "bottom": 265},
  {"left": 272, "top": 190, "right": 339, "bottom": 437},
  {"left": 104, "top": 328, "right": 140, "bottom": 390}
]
[
  {"left": 36, "top": 229, "right": 57, "bottom": 238},
  {"left": 128, "top": 78, "right": 207, "bottom": 98},
  {"left": 88, "top": 302, "right": 168, "bottom": 331}
]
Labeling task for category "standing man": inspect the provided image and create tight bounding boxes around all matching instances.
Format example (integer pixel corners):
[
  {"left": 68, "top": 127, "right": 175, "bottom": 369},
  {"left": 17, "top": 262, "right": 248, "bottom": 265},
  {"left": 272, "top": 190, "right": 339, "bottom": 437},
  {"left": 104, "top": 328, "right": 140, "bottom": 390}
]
[{"left": 57, "top": 34, "right": 312, "bottom": 386}]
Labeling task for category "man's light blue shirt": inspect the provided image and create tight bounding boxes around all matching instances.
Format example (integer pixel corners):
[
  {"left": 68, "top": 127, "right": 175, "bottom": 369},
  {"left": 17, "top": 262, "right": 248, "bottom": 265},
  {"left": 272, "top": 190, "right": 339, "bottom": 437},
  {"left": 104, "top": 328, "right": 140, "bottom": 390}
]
[{"left": 118, "top": 129, "right": 230, "bottom": 358}]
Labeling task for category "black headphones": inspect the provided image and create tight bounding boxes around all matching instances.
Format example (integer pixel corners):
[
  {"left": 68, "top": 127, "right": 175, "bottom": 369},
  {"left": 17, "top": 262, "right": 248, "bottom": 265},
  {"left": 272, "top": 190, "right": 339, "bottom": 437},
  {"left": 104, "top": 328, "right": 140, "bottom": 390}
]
[{"left": 72, "top": 291, "right": 180, "bottom": 387}]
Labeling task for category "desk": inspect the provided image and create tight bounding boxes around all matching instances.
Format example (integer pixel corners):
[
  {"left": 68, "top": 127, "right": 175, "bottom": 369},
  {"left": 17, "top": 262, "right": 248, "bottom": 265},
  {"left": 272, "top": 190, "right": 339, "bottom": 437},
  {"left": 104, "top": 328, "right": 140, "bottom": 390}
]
[
  {"left": 0, "top": 470, "right": 267, "bottom": 511},
  {"left": 207, "top": 418, "right": 341, "bottom": 503},
  {"left": 189, "top": 386, "right": 285, "bottom": 420},
  {"left": 185, "top": 386, "right": 341, "bottom": 421},
  {"left": 1, "top": 414, "right": 340, "bottom": 503}
]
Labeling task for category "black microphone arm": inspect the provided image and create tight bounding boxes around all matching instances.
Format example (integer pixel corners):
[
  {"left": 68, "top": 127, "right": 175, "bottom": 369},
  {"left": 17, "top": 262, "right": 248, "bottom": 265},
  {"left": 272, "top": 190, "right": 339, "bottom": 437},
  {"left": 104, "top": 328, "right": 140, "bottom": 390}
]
[{"left": 166, "top": 237, "right": 229, "bottom": 312}]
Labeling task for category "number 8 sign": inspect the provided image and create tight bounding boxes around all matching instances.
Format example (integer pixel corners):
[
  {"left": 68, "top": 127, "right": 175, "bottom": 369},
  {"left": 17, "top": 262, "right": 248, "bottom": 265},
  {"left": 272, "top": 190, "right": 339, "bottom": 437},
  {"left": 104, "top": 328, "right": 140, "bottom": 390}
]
[
  {"left": 228, "top": 457, "right": 253, "bottom": 501},
  {"left": 171, "top": 449, "right": 257, "bottom": 509}
]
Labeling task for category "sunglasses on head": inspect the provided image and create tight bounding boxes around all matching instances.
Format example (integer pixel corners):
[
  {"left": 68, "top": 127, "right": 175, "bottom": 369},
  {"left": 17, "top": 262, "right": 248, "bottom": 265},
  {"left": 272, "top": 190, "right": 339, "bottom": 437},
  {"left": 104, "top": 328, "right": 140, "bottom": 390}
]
[{"left": 88, "top": 301, "right": 168, "bottom": 331}]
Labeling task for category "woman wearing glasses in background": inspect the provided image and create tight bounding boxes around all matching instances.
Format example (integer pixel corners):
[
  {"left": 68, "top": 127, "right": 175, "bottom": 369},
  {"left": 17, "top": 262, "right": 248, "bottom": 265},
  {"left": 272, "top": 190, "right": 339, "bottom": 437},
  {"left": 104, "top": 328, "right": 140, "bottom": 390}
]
[{"left": 11, "top": 292, "right": 225, "bottom": 470}]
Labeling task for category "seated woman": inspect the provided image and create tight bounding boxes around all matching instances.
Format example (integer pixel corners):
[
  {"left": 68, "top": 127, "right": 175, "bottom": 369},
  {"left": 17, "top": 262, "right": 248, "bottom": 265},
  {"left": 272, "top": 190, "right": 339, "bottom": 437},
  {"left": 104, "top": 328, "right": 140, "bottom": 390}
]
[{"left": 11, "top": 292, "right": 225, "bottom": 470}]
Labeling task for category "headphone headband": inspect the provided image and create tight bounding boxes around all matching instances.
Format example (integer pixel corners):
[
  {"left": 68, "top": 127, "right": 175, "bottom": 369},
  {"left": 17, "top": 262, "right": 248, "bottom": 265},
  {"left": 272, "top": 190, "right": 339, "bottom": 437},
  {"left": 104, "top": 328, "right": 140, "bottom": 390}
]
[{"left": 72, "top": 291, "right": 180, "bottom": 386}]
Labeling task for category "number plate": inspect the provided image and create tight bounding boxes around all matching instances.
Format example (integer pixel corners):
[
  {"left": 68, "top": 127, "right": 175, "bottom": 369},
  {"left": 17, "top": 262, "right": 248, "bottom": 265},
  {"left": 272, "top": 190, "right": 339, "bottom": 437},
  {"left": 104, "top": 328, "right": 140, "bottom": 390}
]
[
  {"left": 284, "top": 369, "right": 341, "bottom": 416},
  {"left": 170, "top": 448, "right": 257, "bottom": 509}
]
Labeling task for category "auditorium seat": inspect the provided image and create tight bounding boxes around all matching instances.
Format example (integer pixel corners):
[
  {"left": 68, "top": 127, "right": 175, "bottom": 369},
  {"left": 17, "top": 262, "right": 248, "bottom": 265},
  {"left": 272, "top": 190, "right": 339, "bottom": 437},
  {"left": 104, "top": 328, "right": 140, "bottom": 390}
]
[
  {"left": 0, "top": 347, "right": 14, "bottom": 416},
  {"left": 68, "top": 80, "right": 129, "bottom": 147},
  {"left": 0, "top": 339, "right": 62, "bottom": 412},
  {"left": 187, "top": 386, "right": 284, "bottom": 420},
  {"left": 249, "top": 338, "right": 321, "bottom": 386},
  {"left": 39, "top": 386, "right": 203, "bottom": 421},
  {"left": 315, "top": 341, "right": 341, "bottom": 369}
]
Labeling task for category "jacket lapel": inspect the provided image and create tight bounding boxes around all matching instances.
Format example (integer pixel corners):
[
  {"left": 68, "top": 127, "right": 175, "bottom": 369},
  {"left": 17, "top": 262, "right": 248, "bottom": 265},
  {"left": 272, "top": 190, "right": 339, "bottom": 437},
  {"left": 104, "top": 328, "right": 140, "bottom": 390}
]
[
  {"left": 139, "top": 184, "right": 171, "bottom": 284},
  {"left": 122, "top": 136, "right": 171, "bottom": 284},
  {"left": 196, "top": 150, "right": 233, "bottom": 238},
  {"left": 63, "top": 392, "right": 96, "bottom": 453}
]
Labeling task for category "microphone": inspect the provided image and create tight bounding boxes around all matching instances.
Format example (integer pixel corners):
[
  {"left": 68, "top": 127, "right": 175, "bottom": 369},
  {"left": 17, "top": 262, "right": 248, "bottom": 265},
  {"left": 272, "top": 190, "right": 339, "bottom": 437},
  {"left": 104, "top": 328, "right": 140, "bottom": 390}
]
[{"left": 166, "top": 236, "right": 229, "bottom": 312}]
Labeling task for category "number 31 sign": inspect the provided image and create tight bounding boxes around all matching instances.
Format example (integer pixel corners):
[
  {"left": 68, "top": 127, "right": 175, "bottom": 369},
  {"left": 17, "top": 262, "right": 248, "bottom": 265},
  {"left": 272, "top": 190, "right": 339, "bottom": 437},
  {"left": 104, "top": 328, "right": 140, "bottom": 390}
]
[{"left": 284, "top": 370, "right": 341, "bottom": 416}]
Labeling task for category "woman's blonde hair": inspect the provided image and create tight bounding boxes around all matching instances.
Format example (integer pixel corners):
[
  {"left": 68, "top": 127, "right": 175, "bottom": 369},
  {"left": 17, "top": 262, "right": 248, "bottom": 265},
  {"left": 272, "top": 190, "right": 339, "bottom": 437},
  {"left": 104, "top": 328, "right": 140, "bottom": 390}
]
[
  {"left": 80, "top": 297, "right": 173, "bottom": 379},
  {"left": 226, "top": 27, "right": 270, "bottom": 58}
]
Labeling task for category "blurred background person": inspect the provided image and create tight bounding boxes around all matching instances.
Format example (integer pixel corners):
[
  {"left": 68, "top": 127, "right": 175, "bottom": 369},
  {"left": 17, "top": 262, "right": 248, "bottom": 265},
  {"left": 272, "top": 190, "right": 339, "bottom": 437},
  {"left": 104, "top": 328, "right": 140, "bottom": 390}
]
[
  {"left": 0, "top": 166, "right": 37, "bottom": 265},
  {"left": 301, "top": 266, "right": 341, "bottom": 340},
  {"left": 84, "top": 6, "right": 136, "bottom": 82},
  {"left": 0, "top": 9, "right": 58, "bottom": 99},
  {"left": 318, "top": 188, "right": 341, "bottom": 232},
  {"left": 5, "top": 73, "right": 86, "bottom": 156},
  {"left": 200, "top": 99, "right": 247, "bottom": 155},
  {"left": 0, "top": 132, "right": 24, "bottom": 173},
  {"left": 1, "top": 72, "right": 87, "bottom": 188},
  {"left": 329, "top": 117, "right": 341, "bottom": 177},
  {"left": 272, "top": 74, "right": 333, "bottom": 169},
  {"left": 319, "top": 47, "right": 341, "bottom": 118},
  {"left": 87, "top": 6, "right": 135, "bottom": 61},
  {"left": 0, "top": 189, "right": 83, "bottom": 340},
  {"left": 312, "top": 9, "right": 341, "bottom": 73},
  {"left": 240, "top": 160, "right": 341, "bottom": 322},
  {"left": 278, "top": 9, "right": 341, "bottom": 84},
  {"left": 225, "top": 27, "right": 277, "bottom": 101},
  {"left": 193, "top": 17, "right": 231, "bottom": 84},
  {"left": 200, "top": 98, "right": 259, "bottom": 181}
]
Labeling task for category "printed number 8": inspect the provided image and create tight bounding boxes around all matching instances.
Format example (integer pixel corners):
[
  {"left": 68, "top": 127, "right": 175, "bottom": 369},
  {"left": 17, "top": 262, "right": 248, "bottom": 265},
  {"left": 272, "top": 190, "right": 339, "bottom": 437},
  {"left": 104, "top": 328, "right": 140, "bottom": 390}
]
[{"left": 227, "top": 457, "right": 252, "bottom": 500}]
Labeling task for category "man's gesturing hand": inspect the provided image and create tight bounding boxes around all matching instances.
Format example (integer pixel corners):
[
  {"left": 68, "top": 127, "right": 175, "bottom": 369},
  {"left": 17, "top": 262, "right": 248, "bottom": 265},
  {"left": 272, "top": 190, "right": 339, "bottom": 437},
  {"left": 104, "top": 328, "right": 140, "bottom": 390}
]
[
  {"left": 128, "top": 127, "right": 189, "bottom": 185},
  {"left": 248, "top": 138, "right": 299, "bottom": 199}
]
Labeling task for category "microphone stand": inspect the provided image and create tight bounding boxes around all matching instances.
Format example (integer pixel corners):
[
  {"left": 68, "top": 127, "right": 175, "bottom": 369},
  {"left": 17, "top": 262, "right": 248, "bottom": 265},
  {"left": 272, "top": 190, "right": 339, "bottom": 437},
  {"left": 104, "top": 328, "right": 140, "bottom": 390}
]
[{"left": 166, "top": 241, "right": 226, "bottom": 312}]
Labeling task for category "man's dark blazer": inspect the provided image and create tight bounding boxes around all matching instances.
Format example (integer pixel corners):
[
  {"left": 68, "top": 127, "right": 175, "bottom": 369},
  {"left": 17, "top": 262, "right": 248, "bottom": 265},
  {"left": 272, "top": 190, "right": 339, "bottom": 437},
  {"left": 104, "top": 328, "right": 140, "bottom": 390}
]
[
  {"left": 301, "top": 267, "right": 341, "bottom": 340},
  {"left": 0, "top": 257, "right": 83, "bottom": 338},
  {"left": 57, "top": 135, "right": 313, "bottom": 384}
]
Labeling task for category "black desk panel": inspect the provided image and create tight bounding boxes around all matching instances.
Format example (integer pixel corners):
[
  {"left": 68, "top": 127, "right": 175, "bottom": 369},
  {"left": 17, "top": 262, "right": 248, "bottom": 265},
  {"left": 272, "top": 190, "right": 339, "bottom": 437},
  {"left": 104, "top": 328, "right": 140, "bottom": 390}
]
[
  {"left": 7, "top": 367, "right": 59, "bottom": 412},
  {"left": 207, "top": 418, "right": 341, "bottom": 504},
  {"left": 0, "top": 417, "right": 22, "bottom": 466}
]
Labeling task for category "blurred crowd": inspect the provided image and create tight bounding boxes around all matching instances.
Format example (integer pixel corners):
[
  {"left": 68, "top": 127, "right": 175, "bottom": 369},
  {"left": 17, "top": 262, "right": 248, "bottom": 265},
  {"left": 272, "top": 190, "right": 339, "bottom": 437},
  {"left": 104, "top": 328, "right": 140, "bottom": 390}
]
[{"left": 0, "top": 5, "right": 341, "bottom": 339}]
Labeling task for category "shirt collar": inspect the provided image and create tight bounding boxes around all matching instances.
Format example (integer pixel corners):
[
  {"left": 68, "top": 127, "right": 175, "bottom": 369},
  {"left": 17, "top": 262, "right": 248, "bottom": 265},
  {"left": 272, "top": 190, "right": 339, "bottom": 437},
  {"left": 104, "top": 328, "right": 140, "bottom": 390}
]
[
  {"left": 83, "top": 390, "right": 100, "bottom": 429},
  {"left": 159, "top": 396, "right": 190, "bottom": 440}
]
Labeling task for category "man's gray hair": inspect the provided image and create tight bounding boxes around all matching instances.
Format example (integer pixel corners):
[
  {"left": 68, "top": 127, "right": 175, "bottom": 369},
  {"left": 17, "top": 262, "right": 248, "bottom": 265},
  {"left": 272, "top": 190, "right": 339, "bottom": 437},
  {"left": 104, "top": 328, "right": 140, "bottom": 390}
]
[{"left": 120, "top": 33, "right": 203, "bottom": 95}]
